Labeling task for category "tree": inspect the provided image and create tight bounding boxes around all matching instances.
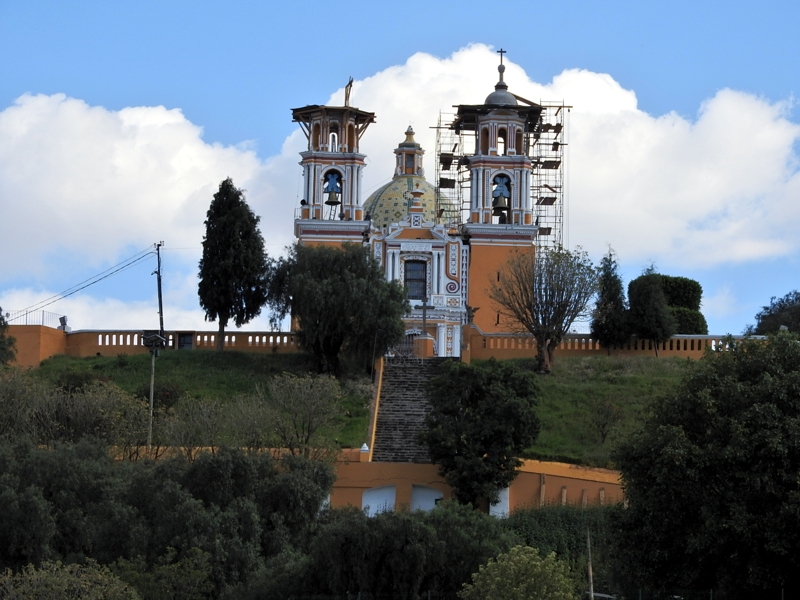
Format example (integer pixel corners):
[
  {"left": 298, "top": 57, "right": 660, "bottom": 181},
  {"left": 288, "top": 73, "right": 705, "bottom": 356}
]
[
  {"left": 268, "top": 243, "right": 407, "bottom": 376},
  {"left": 590, "top": 249, "right": 629, "bottom": 354},
  {"left": 419, "top": 359, "right": 540, "bottom": 507},
  {"left": 749, "top": 289, "right": 800, "bottom": 334},
  {"left": 459, "top": 546, "right": 576, "bottom": 600},
  {"left": 489, "top": 247, "right": 598, "bottom": 373},
  {"left": 613, "top": 333, "right": 800, "bottom": 597},
  {"left": 198, "top": 178, "right": 270, "bottom": 352},
  {"left": 627, "top": 270, "right": 674, "bottom": 356},
  {"left": 661, "top": 275, "right": 707, "bottom": 334},
  {"left": 259, "top": 373, "right": 342, "bottom": 460},
  {"left": 0, "top": 560, "right": 141, "bottom": 600},
  {"left": 0, "top": 307, "right": 16, "bottom": 366}
]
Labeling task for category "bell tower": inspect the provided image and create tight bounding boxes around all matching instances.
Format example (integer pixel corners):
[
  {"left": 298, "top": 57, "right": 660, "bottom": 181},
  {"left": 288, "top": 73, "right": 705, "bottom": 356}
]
[
  {"left": 453, "top": 50, "right": 542, "bottom": 226},
  {"left": 292, "top": 83, "right": 376, "bottom": 245},
  {"left": 453, "top": 51, "right": 543, "bottom": 334}
]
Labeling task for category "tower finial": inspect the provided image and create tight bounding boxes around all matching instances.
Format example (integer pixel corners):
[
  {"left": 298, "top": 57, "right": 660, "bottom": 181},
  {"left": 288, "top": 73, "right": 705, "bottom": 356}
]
[
  {"left": 496, "top": 49, "right": 507, "bottom": 84},
  {"left": 344, "top": 77, "right": 354, "bottom": 107}
]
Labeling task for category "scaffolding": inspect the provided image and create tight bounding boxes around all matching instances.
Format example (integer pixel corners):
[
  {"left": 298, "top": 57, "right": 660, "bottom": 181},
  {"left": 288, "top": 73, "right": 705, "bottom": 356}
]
[
  {"left": 433, "top": 102, "right": 569, "bottom": 248},
  {"left": 433, "top": 112, "right": 472, "bottom": 228}
]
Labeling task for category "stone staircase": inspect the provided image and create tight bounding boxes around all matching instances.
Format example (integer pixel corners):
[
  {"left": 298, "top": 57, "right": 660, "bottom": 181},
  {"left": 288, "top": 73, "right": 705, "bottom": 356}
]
[{"left": 371, "top": 357, "right": 452, "bottom": 463}]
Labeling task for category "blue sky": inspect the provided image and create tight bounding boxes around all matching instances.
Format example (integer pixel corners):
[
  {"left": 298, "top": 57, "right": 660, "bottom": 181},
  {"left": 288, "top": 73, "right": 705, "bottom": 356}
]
[{"left": 1, "top": 1, "right": 798, "bottom": 335}]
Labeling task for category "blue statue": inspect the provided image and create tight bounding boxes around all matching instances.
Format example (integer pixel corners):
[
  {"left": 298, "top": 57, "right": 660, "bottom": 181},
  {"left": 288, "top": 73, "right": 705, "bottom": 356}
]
[
  {"left": 324, "top": 172, "right": 341, "bottom": 194},
  {"left": 492, "top": 175, "right": 510, "bottom": 199}
]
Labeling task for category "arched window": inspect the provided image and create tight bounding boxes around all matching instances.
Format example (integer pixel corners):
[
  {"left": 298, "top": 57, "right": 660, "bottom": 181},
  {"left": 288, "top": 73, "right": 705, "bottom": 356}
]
[
  {"left": 312, "top": 123, "right": 321, "bottom": 150},
  {"left": 404, "top": 260, "right": 427, "bottom": 300},
  {"left": 405, "top": 153, "right": 415, "bottom": 174},
  {"left": 329, "top": 123, "right": 339, "bottom": 151},
  {"left": 498, "top": 128, "right": 507, "bottom": 156},
  {"left": 347, "top": 123, "right": 356, "bottom": 152},
  {"left": 480, "top": 128, "right": 489, "bottom": 155}
]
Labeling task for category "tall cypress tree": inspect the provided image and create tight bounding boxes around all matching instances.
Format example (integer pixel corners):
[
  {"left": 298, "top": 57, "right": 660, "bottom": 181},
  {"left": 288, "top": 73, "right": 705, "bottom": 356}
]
[
  {"left": 198, "top": 178, "right": 269, "bottom": 351},
  {"left": 0, "top": 306, "right": 17, "bottom": 366},
  {"left": 590, "top": 249, "right": 629, "bottom": 354}
]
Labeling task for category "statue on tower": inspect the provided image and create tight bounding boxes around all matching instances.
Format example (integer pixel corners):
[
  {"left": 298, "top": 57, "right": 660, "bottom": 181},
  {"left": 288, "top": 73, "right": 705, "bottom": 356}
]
[{"left": 324, "top": 172, "right": 342, "bottom": 194}]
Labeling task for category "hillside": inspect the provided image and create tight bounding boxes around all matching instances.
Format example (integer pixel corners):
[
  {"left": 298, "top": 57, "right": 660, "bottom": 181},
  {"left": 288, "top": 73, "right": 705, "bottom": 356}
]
[
  {"left": 32, "top": 351, "right": 691, "bottom": 464},
  {"left": 520, "top": 355, "right": 690, "bottom": 467}
]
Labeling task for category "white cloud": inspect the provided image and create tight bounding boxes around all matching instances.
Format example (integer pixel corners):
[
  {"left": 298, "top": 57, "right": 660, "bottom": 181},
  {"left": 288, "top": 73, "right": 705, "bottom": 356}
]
[
  {"left": 700, "top": 286, "right": 739, "bottom": 319},
  {"left": 2, "top": 44, "right": 799, "bottom": 331},
  {"left": 0, "top": 93, "right": 274, "bottom": 279}
]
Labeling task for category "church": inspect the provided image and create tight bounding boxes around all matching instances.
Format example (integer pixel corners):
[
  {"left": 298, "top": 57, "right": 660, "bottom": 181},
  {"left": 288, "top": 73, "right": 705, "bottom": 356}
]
[{"left": 291, "top": 53, "right": 568, "bottom": 358}]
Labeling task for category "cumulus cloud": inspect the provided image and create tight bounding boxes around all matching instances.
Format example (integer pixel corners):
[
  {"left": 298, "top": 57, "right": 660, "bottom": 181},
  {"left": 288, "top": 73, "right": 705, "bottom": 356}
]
[
  {"left": 0, "top": 93, "right": 275, "bottom": 279},
  {"left": 2, "top": 43, "right": 799, "bottom": 330}
]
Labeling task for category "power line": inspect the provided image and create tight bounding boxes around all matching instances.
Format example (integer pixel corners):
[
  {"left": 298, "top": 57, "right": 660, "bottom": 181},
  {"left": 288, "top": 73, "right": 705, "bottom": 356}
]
[{"left": 11, "top": 246, "right": 157, "bottom": 318}]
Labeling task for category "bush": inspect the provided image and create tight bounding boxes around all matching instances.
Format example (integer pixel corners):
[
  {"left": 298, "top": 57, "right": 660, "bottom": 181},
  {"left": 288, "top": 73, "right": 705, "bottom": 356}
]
[
  {"left": 669, "top": 306, "right": 708, "bottom": 334},
  {"left": 460, "top": 545, "right": 576, "bottom": 600},
  {"left": 134, "top": 381, "right": 185, "bottom": 409},
  {"left": 661, "top": 275, "right": 702, "bottom": 311}
]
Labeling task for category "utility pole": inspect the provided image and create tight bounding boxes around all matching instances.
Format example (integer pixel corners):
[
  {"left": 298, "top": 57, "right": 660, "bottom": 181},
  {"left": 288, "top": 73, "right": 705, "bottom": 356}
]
[
  {"left": 146, "top": 242, "right": 165, "bottom": 453},
  {"left": 587, "top": 529, "right": 595, "bottom": 600}
]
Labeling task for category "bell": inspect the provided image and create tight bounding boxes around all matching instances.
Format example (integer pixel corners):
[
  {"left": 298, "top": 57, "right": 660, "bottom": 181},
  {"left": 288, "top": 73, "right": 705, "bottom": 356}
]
[
  {"left": 492, "top": 196, "right": 508, "bottom": 217},
  {"left": 324, "top": 191, "right": 341, "bottom": 206}
]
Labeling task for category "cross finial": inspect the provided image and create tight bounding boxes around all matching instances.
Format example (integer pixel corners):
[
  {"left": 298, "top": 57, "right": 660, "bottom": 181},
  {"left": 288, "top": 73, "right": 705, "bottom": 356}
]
[{"left": 497, "top": 48, "right": 506, "bottom": 64}]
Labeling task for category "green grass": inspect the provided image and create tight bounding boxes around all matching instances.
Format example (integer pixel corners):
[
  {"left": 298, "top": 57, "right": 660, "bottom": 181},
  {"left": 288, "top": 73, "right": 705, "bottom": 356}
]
[
  {"left": 32, "top": 351, "right": 693, "bottom": 463},
  {"left": 514, "top": 355, "right": 692, "bottom": 467},
  {"left": 33, "top": 350, "right": 372, "bottom": 448}
]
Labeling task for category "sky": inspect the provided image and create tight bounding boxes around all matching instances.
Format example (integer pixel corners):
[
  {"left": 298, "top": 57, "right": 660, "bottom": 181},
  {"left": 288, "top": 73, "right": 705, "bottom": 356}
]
[{"left": 1, "top": 0, "right": 798, "bottom": 336}]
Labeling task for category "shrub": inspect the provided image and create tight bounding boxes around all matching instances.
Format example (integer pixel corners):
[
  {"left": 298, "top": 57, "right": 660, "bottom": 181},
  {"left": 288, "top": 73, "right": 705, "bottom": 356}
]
[
  {"left": 661, "top": 275, "right": 702, "bottom": 311},
  {"left": 669, "top": 306, "right": 708, "bottom": 334}
]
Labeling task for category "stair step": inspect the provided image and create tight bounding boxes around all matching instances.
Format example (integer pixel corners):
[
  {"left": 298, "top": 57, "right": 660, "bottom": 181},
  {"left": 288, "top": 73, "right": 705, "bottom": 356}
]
[{"left": 371, "top": 358, "right": 453, "bottom": 463}]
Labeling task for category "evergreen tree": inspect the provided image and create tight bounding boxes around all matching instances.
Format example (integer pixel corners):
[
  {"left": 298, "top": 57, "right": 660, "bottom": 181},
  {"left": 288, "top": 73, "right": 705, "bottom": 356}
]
[
  {"left": 627, "top": 269, "right": 675, "bottom": 357},
  {"left": 419, "top": 359, "right": 540, "bottom": 507},
  {"left": 0, "top": 306, "right": 16, "bottom": 366},
  {"left": 590, "top": 249, "right": 629, "bottom": 354},
  {"left": 267, "top": 243, "right": 407, "bottom": 376},
  {"left": 614, "top": 333, "right": 800, "bottom": 597},
  {"left": 198, "top": 178, "right": 270, "bottom": 352}
]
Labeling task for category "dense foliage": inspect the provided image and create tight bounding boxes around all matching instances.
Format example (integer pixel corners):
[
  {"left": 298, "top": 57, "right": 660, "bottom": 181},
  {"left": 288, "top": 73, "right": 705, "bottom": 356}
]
[
  {"left": 0, "top": 306, "right": 16, "bottom": 366},
  {"left": 590, "top": 249, "right": 630, "bottom": 352},
  {"left": 0, "top": 367, "right": 362, "bottom": 456},
  {"left": 614, "top": 333, "right": 800, "bottom": 598},
  {"left": 627, "top": 272, "right": 675, "bottom": 355},
  {"left": 0, "top": 440, "right": 334, "bottom": 599},
  {"left": 268, "top": 243, "right": 408, "bottom": 376},
  {"left": 198, "top": 178, "right": 270, "bottom": 351},
  {"left": 0, "top": 560, "right": 141, "bottom": 599},
  {"left": 660, "top": 275, "right": 702, "bottom": 310},
  {"left": 490, "top": 246, "right": 598, "bottom": 372},
  {"left": 669, "top": 305, "right": 708, "bottom": 334},
  {"left": 420, "top": 359, "right": 540, "bottom": 506},
  {"left": 749, "top": 289, "right": 800, "bottom": 334},
  {"left": 460, "top": 546, "right": 576, "bottom": 600}
]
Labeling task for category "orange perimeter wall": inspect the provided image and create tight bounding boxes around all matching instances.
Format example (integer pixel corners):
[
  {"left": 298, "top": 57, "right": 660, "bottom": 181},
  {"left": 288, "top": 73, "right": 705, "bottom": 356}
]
[{"left": 332, "top": 449, "right": 622, "bottom": 510}]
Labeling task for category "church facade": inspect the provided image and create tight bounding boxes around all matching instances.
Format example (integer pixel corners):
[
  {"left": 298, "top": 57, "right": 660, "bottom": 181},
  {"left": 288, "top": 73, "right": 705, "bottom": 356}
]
[{"left": 292, "top": 57, "right": 558, "bottom": 357}]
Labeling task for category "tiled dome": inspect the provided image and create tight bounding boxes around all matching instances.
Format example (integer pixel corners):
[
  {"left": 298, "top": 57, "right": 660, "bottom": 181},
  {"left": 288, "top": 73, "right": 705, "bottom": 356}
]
[{"left": 363, "top": 128, "right": 457, "bottom": 229}]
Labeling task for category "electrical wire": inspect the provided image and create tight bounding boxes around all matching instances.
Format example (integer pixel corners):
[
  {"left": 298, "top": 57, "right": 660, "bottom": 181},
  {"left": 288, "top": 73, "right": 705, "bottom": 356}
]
[{"left": 10, "top": 246, "right": 157, "bottom": 318}]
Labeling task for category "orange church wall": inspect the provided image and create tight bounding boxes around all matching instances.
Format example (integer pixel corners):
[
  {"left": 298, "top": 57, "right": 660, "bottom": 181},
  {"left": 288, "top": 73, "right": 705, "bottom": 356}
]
[
  {"left": 468, "top": 330, "right": 718, "bottom": 362},
  {"left": 329, "top": 456, "right": 622, "bottom": 511},
  {"left": 467, "top": 243, "right": 535, "bottom": 334},
  {"left": 8, "top": 325, "right": 67, "bottom": 368},
  {"left": 66, "top": 331, "right": 153, "bottom": 359},
  {"left": 10, "top": 327, "right": 301, "bottom": 368}
]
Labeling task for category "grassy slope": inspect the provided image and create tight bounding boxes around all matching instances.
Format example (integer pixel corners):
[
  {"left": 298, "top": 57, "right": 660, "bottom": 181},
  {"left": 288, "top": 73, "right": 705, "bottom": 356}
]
[
  {"left": 32, "top": 351, "right": 691, "bottom": 464},
  {"left": 32, "top": 351, "right": 372, "bottom": 448},
  {"left": 519, "top": 355, "right": 690, "bottom": 467}
]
